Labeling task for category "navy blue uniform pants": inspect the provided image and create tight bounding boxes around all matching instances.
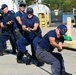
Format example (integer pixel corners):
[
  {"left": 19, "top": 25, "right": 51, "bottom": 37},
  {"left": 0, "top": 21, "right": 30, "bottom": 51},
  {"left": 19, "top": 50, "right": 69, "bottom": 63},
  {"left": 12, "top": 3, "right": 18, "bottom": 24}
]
[
  {"left": 16, "top": 36, "right": 41, "bottom": 58},
  {"left": 36, "top": 46, "right": 65, "bottom": 75},
  {"left": 0, "top": 31, "right": 16, "bottom": 51}
]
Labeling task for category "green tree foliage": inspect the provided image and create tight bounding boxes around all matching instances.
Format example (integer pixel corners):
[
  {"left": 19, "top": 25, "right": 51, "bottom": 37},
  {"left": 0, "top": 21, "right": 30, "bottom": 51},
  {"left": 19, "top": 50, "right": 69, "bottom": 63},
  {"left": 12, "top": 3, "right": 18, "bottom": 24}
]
[
  {"left": 71, "top": 0, "right": 76, "bottom": 8},
  {"left": 62, "top": 0, "right": 72, "bottom": 12},
  {"left": 25, "top": 0, "right": 76, "bottom": 13},
  {"left": 42, "top": 0, "right": 76, "bottom": 12},
  {"left": 26, "top": 0, "right": 31, "bottom": 6},
  {"left": 42, "top": 0, "right": 64, "bottom": 10},
  {"left": 42, "top": 0, "right": 58, "bottom": 9}
]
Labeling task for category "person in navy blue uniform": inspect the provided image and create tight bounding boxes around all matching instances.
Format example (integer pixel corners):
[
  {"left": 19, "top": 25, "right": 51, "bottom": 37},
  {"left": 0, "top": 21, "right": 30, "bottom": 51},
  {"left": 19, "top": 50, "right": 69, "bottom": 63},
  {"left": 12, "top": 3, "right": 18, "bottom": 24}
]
[
  {"left": 0, "top": 9, "right": 7, "bottom": 49},
  {"left": 0, "top": 4, "right": 17, "bottom": 55},
  {"left": 36, "top": 24, "right": 72, "bottom": 75},
  {"left": 16, "top": 7, "right": 42, "bottom": 64},
  {"left": 14, "top": 1, "right": 26, "bottom": 36}
]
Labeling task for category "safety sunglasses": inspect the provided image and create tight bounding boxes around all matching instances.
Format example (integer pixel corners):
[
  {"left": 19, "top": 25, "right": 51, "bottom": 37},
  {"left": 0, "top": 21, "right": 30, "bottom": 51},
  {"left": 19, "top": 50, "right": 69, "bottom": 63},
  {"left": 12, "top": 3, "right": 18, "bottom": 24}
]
[{"left": 20, "top": 5, "right": 26, "bottom": 7}]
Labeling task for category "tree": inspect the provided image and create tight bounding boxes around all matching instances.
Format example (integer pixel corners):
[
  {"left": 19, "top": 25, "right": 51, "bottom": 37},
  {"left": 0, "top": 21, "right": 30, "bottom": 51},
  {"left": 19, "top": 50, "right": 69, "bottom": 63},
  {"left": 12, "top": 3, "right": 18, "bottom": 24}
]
[
  {"left": 71, "top": 0, "right": 76, "bottom": 8},
  {"left": 42, "top": 0, "right": 51, "bottom": 8},
  {"left": 62, "top": 0, "right": 72, "bottom": 12},
  {"left": 42, "top": 0, "right": 64, "bottom": 10},
  {"left": 26, "top": 0, "right": 31, "bottom": 6},
  {"left": 25, "top": 0, "right": 74, "bottom": 13}
]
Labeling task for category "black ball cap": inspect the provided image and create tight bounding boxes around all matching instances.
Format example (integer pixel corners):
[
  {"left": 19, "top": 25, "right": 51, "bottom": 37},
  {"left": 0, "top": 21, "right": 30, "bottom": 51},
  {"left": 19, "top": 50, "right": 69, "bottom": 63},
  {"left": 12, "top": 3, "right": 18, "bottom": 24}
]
[
  {"left": 1, "top": 4, "right": 8, "bottom": 10},
  {"left": 26, "top": 7, "right": 33, "bottom": 14},
  {"left": 19, "top": 1, "right": 26, "bottom": 7}
]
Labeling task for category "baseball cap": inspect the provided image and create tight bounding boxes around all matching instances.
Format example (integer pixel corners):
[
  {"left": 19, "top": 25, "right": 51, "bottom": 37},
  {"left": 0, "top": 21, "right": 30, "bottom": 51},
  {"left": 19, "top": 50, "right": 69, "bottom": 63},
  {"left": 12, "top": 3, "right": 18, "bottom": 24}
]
[
  {"left": 57, "top": 24, "right": 67, "bottom": 35},
  {"left": 26, "top": 7, "right": 33, "bottom": 14},
  {"left": 1, "top": 4, "right": 8, "bottom": 10},
  {"left": 19, "top": 2, "right": 26, "bottom": 7}
]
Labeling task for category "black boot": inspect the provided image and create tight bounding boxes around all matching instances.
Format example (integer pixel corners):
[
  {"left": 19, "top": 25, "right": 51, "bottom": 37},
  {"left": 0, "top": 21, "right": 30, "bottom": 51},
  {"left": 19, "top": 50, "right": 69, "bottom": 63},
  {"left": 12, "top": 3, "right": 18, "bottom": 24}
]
[
  {"left": 17, "top": 51, "right": 24, "bottom": 63},
  {"left": 0, "top": 50, "right": 3, "bottom": 56},
  {"left": 62, "top": 71, "right": 72, "bottom": 75},
  {"left": 25, "top": 50, "right": 31, "bottom": 65},
  {"left": 36, "top": 61, "right": 44, "bottom": 67},
  {"left": 11, "top": 50, "right": 16, "bottom": 54},
  {"left": 4, "top": 42, "right": 7, "bottom": 50},
  {"left": 17, "top": 59, "right": 24, "bottom": 63},
  {"left": 11, "top": 44, "right": 17, "bottom": 54}
]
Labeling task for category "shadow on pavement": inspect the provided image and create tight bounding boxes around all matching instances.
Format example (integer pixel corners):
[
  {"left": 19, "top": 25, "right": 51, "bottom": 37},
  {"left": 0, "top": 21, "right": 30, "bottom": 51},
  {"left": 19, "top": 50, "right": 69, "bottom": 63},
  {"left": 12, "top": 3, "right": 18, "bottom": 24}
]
[
  {"left": 39, "top": 67, "right": 51, "bottom": 75},
  {"left": 4, "top": 49, "right": 17, "bottom": 55}
]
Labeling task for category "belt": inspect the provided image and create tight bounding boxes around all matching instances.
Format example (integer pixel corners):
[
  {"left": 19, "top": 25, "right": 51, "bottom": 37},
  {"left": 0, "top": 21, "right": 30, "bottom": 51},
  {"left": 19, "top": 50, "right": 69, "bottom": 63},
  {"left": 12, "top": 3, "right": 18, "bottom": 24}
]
[{"left": 38, "top": 45, "right": 50, "bottom": 51}]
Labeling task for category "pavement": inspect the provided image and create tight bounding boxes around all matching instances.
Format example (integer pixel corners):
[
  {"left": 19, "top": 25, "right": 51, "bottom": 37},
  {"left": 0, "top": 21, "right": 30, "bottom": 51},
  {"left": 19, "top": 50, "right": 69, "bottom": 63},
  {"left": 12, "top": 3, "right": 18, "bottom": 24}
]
[{"left": 0, "top": 26, "right": 76, "bottom": 75}]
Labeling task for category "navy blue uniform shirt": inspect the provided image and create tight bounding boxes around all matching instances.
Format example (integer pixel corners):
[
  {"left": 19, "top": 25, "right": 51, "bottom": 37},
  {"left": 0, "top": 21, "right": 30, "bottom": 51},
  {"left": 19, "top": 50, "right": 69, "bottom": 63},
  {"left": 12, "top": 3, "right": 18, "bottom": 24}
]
[
  {"left": 14, "top": 11, "right": 26, "bottom": 28},
  {"left": 39, "top": 30, "right": 64, "bottom": 52},
  {"left": 2, "top": 10, "right": 15, "bottom": 25},
  {"left": 22, "top": 14, "right": 42, "bottom": 41},
  {"left": 1, "top": 10, "right": 15, "bottom": 32}
]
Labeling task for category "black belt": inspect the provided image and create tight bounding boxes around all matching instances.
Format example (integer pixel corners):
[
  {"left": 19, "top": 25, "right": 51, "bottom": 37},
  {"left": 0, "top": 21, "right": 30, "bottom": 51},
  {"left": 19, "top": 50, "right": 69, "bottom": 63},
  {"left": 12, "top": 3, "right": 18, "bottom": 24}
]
[{"left": 38, "top": 46, "right": 49, "bottom": 51}]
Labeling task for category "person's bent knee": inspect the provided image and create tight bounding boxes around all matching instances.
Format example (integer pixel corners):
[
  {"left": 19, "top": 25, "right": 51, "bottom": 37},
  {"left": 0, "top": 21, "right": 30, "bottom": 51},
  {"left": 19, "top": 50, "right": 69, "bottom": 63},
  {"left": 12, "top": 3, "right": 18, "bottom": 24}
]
[{"left": 16, "top": 40, "right": 21, "bottom": 47}]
